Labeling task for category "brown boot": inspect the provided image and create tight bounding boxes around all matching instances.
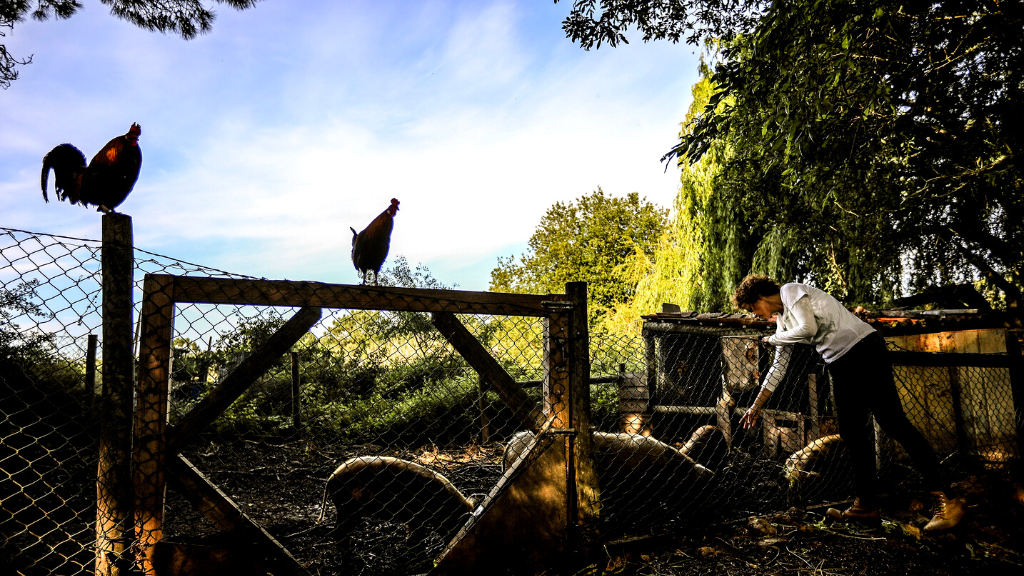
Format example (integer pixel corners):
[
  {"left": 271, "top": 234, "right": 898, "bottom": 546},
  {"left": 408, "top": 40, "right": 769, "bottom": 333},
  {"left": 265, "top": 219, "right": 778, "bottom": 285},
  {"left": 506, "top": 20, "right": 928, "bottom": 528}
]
[
  {"left": 923, "top": 491, "right": 965, "bottom": 532},
  {"left": 825, "top": 497, "right": 881, "bottom": 526}
]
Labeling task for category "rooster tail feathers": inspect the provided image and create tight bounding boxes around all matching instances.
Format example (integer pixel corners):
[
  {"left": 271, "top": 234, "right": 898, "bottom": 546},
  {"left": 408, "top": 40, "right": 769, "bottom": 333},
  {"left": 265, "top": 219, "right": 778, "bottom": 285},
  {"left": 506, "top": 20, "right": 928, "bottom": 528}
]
[
  {"left": 41, "top": 144, "right": 86, "bottom": 204},
  {"left": 40, "top": 166, "right": 49, "bottom": 203}
]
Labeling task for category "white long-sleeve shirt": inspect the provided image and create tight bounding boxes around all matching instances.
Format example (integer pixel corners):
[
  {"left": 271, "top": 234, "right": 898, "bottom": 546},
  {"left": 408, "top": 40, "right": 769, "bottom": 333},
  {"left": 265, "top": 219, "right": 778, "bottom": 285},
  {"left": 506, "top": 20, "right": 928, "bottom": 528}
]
[{"left": 761, "top": 283, "right": 876, "bottom": 392}]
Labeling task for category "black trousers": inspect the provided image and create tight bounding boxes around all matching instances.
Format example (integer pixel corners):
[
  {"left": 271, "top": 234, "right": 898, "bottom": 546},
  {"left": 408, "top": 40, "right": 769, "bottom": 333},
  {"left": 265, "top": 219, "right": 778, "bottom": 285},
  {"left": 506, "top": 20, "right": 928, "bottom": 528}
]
[{"left": 828, "top": 332, "right": 944, "bottom": 502}]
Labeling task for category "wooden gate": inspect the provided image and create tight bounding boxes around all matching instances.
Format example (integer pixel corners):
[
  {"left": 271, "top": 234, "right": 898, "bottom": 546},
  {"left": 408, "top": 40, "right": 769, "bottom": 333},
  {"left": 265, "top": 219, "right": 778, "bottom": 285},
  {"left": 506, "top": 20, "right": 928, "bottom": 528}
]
[{"left": 132, "top": 275, "right": 599, "bottom": 574}]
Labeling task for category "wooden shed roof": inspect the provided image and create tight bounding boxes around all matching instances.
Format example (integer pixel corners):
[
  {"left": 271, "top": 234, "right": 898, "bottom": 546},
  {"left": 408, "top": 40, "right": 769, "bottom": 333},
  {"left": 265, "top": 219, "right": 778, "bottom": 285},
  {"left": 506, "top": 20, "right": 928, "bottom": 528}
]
[{"left": 641, "top": 308, "right": 1014, "bottom": 336}]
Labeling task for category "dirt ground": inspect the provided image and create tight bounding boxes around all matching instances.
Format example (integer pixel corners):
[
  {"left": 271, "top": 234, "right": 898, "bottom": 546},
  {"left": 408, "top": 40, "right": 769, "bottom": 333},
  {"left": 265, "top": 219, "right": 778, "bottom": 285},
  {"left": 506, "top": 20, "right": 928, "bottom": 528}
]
[{"left": 163, "top": 437, "right": 1024, "bottom": 576}]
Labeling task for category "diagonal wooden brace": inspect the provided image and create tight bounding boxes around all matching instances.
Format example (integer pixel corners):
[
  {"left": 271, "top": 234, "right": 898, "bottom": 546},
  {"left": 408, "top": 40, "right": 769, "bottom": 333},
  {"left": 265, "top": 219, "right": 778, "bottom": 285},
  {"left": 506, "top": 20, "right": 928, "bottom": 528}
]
[
  {"left": 166, "top": 306, "right": 322, "bottom": 454},
  {"left": 430, "top": 311, "right": 545, "bottom": 432},
  {"left": 160, "top": 455, "right": 311, "bottom": 576}
]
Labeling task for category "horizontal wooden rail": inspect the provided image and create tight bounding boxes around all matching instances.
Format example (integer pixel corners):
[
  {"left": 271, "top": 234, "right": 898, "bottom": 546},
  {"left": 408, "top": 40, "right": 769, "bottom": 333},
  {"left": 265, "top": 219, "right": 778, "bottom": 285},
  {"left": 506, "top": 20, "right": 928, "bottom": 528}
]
[
  {"left": 148, "top": 274, "right": 567, "bottom": 317},
  {"left": 516, "top": 375, "right": 624, "bottom": 389},
  {"left": 889, "top": 350, "right": 1015, "bottom": 368}
]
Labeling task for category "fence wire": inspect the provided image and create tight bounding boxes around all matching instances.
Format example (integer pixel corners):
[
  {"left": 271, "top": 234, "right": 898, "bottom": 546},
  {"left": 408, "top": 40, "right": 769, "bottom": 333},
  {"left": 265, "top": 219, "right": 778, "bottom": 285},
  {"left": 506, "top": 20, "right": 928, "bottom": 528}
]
[{"left": 1, "top": 227, "right": 1021, "bottom": 576}]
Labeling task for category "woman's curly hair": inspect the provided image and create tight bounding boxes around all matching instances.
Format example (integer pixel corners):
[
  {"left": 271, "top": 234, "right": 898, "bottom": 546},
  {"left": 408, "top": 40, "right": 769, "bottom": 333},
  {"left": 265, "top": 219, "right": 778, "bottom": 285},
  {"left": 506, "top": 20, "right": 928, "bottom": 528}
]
[{"left": 732, "top": 275, "right": 781, "bottom": 310}]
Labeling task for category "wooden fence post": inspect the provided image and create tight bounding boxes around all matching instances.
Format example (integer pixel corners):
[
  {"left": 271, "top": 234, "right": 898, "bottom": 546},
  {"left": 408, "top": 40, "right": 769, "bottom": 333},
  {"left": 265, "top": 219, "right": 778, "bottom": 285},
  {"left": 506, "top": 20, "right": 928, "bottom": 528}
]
[
  {"left": 95, "top": 213, "right": 135, "bottom": 576},
  {"left": 86, "top": 333, "right": 98, "bottom": 411},
  {"left": 478, "top": 375, "right": 491, "bottom": 443},
  {"left": 1005, "top": 330, "right": 1023, "bottom": 467},
  {"left": 133, "top": 274, "right": 176, "bottom": 574},
  {"left": 564, "top": 282, "right": 599, "bottom": 556},
  {"left": 291, "top": 351, "right": 301, "bottom": 431}
]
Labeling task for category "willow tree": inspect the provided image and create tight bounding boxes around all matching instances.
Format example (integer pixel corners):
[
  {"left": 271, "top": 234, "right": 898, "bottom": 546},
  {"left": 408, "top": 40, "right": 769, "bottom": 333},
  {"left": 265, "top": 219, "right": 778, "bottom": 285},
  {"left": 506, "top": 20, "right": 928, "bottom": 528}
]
[
  {"left": 562, "top": 0, "right": 1024, "bottom": 309},
  {"left": 603, "top": 66, "right": 734, "bottom": 333}
]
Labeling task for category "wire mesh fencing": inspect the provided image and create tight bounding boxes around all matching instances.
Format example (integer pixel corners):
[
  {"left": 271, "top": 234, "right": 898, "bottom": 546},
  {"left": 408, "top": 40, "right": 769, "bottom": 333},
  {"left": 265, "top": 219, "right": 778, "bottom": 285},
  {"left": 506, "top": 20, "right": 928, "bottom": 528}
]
[
  {"left": 0, "top": 227, "right": 262, "bottom": 575},
  {"left": 2, "top": 225, "right": 1022, "bottom": 576},
  {"left": 640, "top": 321, "right": 1022, "bottom": 527}
]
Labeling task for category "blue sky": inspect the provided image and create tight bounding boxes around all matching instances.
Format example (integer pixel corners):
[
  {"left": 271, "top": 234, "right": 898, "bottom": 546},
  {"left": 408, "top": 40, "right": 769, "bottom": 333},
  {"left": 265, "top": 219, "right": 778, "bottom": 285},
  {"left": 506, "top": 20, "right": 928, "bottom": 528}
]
[{"left": 1, "top": 0, "right": 700, "bottom": 291}]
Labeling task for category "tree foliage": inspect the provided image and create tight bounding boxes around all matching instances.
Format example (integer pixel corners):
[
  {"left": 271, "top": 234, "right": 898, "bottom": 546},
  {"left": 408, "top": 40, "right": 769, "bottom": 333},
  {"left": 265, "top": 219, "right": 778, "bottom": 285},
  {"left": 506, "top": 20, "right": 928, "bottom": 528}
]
[
  {"left": 1, "top": 0, "right": 259, "bottom": 88},
  {"left": 0, "top": 279, "right": 52, "bottom": 362},
  {"left": 556, "top": 0, "right": 766, "bottom": 49},
  {"left": 563, "top": 0, "right": 1024, "bottom": 310},
  {"left": 490, "top": 188, "right": 668, "bottom": 327}
]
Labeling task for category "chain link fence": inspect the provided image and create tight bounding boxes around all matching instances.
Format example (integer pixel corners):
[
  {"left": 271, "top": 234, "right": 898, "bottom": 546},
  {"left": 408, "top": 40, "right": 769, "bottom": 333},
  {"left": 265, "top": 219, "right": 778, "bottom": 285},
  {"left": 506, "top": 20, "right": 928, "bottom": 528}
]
[
  {"left": 641, "top": 318, "right": 1021, "bottom": 523},
  {"left": 2, "top": 226, "right": 1021, "bottom": 575}
]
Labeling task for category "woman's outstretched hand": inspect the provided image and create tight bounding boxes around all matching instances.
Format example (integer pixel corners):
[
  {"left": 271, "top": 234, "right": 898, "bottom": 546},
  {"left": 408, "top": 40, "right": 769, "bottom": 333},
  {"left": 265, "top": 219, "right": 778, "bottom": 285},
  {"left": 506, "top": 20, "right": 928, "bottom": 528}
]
[{"left": 740, "top": 405, "right": 761, "bottom": 429}]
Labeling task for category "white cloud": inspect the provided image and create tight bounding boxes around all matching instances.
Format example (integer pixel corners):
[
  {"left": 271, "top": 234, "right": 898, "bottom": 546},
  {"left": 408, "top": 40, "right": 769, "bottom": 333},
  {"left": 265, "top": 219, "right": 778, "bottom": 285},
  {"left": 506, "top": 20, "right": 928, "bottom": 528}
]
[{"left": 1, "top": 0, "right": 699, "bottom": 291}]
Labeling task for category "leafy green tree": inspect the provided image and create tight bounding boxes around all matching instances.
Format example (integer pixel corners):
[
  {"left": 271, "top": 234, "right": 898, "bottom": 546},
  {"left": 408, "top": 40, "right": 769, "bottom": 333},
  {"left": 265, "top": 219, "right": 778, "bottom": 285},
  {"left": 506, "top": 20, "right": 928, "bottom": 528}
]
[
  {"left": 1, "top": 0, "right": 259, "bottom": 88},
  {"left": 562, "top": 0, "right": 1024, "bottom": 310},
  {"left": 490, "top": 188, "right": 668, "bottom": 327},
  {"left": 556, "top": 0, "right": 764, "bottom": 49},
  {"left": 0, "top": 280, "right": 52, "bottom": 362}
]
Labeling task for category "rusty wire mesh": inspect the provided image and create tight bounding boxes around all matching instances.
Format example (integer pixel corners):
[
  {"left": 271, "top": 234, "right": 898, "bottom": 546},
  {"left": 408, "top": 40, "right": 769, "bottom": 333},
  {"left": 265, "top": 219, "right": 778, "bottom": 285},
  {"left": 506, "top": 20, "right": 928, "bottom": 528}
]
[{"left": 2, "top": 226, "right": 1021, "bottom": 576}]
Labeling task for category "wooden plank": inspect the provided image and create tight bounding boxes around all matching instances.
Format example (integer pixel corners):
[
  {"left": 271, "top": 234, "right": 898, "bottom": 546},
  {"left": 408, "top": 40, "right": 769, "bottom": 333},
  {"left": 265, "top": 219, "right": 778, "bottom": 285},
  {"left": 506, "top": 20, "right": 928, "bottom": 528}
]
[
  {"left": 947, "top": 361, "right": 970, "bottom": 455},
  {"left": 166, "top": 455, "right": 310, "bottom": 576},
  {"left": 86, "top": 333, "right": 98, "bottom": 410},
  {"left": 161, "top": 274, "right": 564, "bottom": 317},
  {"left": 478, "top": 375, "right": 491, "bottom": 443},
  {"left": 655, "top": 405, "right": 721, "bottom": 415},
  {"left": 619, "top": 366, "right": 651, "bottom": 435},
  {"left": 544, "top": 309, "right": 570, "bottom": 428},
  {"left": 518, "top": 375, "right": 621, "bottom": 388},
  {"left": 644, "top": 329, "right": 658, "bottom": 438},
  {"left": 564, "top": 282, "right": 600, "bottom": 550},
  {"left": 1005, "top": 330, "right": 1024, "bottom": 460},
  {"left": 889, "top": 350, "right": 1013, "bottom": 368},
  {"left": 431, "top": 311, "right": 544, "bottom": 432},
  {"left": 290, "top": 351, "right": 301, "bottom": 431},
  {"left": 133, "top": 273, "right": 176, "bottom": 574},
  {"left": 807, "top": 373, "right": 819, "bottom": 443},
  {"left": 96, "top": 213, "right": 136, "bottom": 576},
  {"left": 433, "top": 427, "right": 571, "bottom": 575},
  {"left": 166, "top": 307, "right": 322, "bottom": 454}
]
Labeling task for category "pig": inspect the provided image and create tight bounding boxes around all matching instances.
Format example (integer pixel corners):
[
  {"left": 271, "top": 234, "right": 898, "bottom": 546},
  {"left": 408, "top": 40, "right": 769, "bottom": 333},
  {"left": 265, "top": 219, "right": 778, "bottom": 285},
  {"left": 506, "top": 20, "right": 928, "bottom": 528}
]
[
  {"left": 319, "top": 456, "right": 478, "bottom": 545},
  {"left": 783, "top": 434, "right": 853, "bottom": 498},
  {"left": 679, "top": 424, "right": 729, "bottom": 473},
  {"left": 503, "top": 428, "right": 725, "bottom": 527}
]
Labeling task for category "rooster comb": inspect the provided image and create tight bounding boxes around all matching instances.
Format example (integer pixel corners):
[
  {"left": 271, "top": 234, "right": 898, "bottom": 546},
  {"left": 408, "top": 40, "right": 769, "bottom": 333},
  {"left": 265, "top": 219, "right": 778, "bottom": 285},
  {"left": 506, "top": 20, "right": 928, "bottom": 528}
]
[
  {"left": 391, "top": 198, "right": 399, "bottom": 206},
  {"left": 128, "top": 123, "right": 142, "bottom": 137}
]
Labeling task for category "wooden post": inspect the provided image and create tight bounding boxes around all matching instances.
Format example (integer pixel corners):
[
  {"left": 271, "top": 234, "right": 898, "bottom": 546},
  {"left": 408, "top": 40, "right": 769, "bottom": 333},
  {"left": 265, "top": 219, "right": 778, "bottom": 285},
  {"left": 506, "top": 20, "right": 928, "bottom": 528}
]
[
  {"left": 564, "top": 282, "right": 599, "bottom": 554},
  {"left": 86, "top": 333, "right": 98, "bottom": 410},
  {"left": 643, "top": 326, "right": 658, "bottom": 438},
  {"left": 947, "top": 364, "right": 970, "bottom": 455},
  {"left": 807, "top": 373, "right": 819, "bottom": 443},
  {"left": 618, "top": 363, "right": 652, "bottom": 436},
  {"left": 290, "top": 351, "right": 301, "bottom": 431},
  {"left": 96, "top": 213, "right": 135, "bottom": 576},
  {"left": 1004, "top": 330, "right": 1023, "bottom": 464},
  {"left": 478, "top": 375, "right": 491, "bottom": 443},
  {"left": 133, "top": 274, "right": 176, "bottom": 574}
]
